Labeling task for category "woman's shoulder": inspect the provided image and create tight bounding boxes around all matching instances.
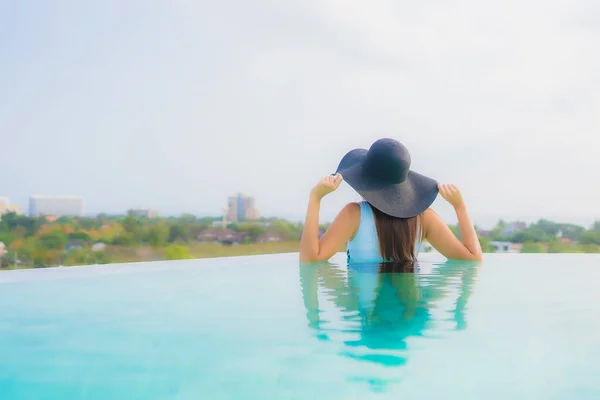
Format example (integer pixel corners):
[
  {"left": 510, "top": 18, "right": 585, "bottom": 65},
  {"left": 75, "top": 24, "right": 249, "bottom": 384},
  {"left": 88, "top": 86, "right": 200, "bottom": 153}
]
[
  {"left": 422, "top": 208, "right": 436, "bottom": 217},
  {"left": 341, "top": 202, "right": 361, "bottom": 216},
  {"left": 334, "top": 202, "right": 361, "bottom": 227},
  {"left": 421, "top": 208, "right": 442, "bottom": 230}
]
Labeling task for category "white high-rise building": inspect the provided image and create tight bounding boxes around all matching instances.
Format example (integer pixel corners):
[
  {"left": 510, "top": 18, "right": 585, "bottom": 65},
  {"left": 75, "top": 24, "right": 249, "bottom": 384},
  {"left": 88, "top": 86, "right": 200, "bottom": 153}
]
[
  {"left": 0, "top": 197, "right": 9, "bottom": 208},
  {"left": 29, "top": 195, "right": 84, "bottom": 217}
]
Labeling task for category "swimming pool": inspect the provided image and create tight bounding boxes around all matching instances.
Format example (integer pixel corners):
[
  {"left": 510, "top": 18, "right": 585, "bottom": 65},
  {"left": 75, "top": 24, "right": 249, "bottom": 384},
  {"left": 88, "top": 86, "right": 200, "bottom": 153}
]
[{"left": 1, "top": 252, "right": 599, "bottom": 399}]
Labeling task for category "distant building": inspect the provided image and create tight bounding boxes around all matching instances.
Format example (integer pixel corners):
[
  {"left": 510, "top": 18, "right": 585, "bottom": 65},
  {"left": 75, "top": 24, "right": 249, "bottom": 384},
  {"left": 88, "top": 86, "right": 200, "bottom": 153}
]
[
  {"left": 510, "top": 243, "right": 523, "bottom": 253},
  {"left": 0, "top": 204, "right": 22, "bottom": 216},
  {"left": 560, "top": 238, "right": 573, "bottom": 245},
  {"left": 242, "top": 196, "right": 260, "bottom": 220},
  {"left": 226, "top": 196, "right": 238, "bottom": 222},
  {"left": 131, "top": 208, "right": 159, "bottom": 218},
  {"left": 257, "top": 231, "right": 286, "bottom": 243},
  {"left": 0, "top": 197, "right": 22, "bottom": 216},
  {"left": 490, "top": 241, "right": 510, "bottom": 252},
  {"left": 29, "top": 195, "right": 84, "bottom": 218},
  {"left": 197, "top": 228, "right": 246, "bottom": 245},
  {"left": 66, "top": 240, "right": 85, "bottom": 252},
  {"left": 91, "top": 243, "right": 107, "bottom": 252},
  {"left": 226, "top": 193, "right": 260, "bottom": 222},
  {"left": 0, "top": 242, "right": 6, "bottom": 256},
  {"left": 489, "top": 241, "right": 522, "bottom": 253}
]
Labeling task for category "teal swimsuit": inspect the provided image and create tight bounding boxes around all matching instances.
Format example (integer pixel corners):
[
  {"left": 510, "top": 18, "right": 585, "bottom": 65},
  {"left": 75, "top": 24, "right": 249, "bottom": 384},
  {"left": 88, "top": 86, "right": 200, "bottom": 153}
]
[{"left": 346, "top": 201, "right": 422, "bottom": 263}]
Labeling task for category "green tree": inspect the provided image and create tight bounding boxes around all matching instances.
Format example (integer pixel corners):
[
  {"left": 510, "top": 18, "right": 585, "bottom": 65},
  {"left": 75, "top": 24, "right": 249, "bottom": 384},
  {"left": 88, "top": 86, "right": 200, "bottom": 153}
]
[
  {"left": 178, "top": 214, "right": 197, "bottom": 224},
  {"left": 557, "top": 224, "right": 585, "bottom": 241},
  {"left": 479, "top": 236, "right": 492, "bottom": 253},
  {"left": 578, "top": 244, "right": 600, "bottom": 253},
  {"left": 168, "top": 224, "right": 189, "bottom": 243},
  {"left": 489, "top": 220, "right": 509, "bottom": 241},
  {"left": 17, "top": 237, "right": 39, "bottom": 265},
  {"left": 240, "top": 224, "right": 265, "bottom": 242},
  {"left": 64, "top": 248, "right": 93, "bottom": 266},
  {"left": 229, "top": 223, "right": 241, "bottom": 232},
  {"left": 1, "top": 212, "right": 20, "bottom": 230},
  {"left": 0, "top": 231, "right": 15, "bottom": 246},
  {"left": 78, "top": 217, "right": 101, "bottom": 230},
  {"left": 547, "top": 241, "right": 581, "bottom": 254},
  {"left": 146, "top": 225, "right": 169, "bottom": 248},
  {"left": 97, "top": 213, "right": 110, "bottom": 225},
  {"left": 511, "top": 230, "right": 537, "bottom": 243},
  {"left": 63, "top": 248, "right": 110, "bottom": 266},
  {"left": 32, "top": 248, "right": 61, "bottom": 267},
  {"left": 56, "top": 216, "right": 76, "bottom": 225},
  {"left": 197, "top": 217, "right": 220, "bottom": 225},
  {"left": 1, "top": 213, "right": 42, "bottom": 237},
  {"left": 188, "top": 223, "right": 209, "bottom": 240},
  {"left": 121, "top": 211, "right": 144, "bottom": 244},
  {"left": 165, "top": 245, "right": 192, "bottom": 260},
  {"left": 68, "top": 231, "right": 92, "bottom": 243},
  {"left": 123, "top": 211, "right": 139, "bottom": 233},
  {"left": 38, "top": 231, "right": 68, "bottom": 250},
  {"left": 579, "top": 231, "right": 600, "bottom": 245},
  {"left": 112, "top": 232, "right": 134, "bottom": 246},
  {"left": 520, "top": 242, "right": 547, "bottom": 253},
  {"left": 269, "top": 220, "right": 300, "bottom": 241},
  {"left": 92, "top": 251, "right": 111, "bottom": 264},
  {"left": 531, "top": 219, "right": 560, "bottom": 237}
]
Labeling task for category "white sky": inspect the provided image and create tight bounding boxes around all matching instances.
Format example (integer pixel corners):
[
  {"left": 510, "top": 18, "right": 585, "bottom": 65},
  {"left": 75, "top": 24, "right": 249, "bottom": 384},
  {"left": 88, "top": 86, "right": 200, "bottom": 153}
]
[{"left": 0, "top": 0, "right": 599, "bottom": 228}]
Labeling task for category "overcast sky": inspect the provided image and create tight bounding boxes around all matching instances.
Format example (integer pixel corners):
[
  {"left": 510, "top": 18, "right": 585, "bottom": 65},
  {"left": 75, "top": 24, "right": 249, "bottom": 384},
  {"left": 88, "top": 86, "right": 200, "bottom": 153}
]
[{"left": 1, "top": 0, "right": 599, "bottom": 228}]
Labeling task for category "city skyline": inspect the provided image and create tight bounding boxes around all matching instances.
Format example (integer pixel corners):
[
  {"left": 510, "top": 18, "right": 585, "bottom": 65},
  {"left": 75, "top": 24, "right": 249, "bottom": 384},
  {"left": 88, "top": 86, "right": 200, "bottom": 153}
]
[
  {"left": 1, "top": 191, "right": 599, "bottom": 231},
  {"left": 1, "top": 1, "right": 599, "bottom": 229}
]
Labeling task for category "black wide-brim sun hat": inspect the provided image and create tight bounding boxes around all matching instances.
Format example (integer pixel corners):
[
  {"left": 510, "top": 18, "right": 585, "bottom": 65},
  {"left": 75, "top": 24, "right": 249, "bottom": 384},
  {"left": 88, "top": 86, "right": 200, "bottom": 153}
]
[{"left": 335, "top": 138, "right": 438, "bottom": 218}]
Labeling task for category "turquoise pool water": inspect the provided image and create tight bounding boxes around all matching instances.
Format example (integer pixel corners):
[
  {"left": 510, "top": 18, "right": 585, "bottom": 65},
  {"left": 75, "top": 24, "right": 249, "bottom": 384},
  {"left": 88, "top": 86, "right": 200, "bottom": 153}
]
[{"left": 1, "top": 253, "right": 599, "bottom": 399}]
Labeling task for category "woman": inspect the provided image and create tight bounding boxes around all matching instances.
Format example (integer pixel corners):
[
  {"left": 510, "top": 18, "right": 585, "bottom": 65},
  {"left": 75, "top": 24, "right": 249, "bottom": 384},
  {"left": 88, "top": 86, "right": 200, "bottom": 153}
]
[{"left": 300, "top": 138, "right": 482, "bottom": 262}]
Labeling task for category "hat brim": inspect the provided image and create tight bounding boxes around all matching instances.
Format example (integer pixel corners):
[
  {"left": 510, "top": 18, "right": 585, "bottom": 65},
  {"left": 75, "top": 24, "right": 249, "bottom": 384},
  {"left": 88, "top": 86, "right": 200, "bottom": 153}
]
[{"left": 335, "top": 149, "right": 438, "bottom": 218}]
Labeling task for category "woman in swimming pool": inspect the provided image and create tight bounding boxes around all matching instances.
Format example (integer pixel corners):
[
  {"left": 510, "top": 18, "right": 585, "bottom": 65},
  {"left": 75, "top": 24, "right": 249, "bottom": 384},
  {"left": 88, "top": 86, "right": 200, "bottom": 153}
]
[{"left": 299, "top": 138, "right": 482, "bottom": 263}]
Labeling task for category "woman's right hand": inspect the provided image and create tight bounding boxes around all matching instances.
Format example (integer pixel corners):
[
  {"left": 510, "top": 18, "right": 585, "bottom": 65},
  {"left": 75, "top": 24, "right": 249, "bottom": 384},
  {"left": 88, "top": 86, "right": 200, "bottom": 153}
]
[
  {"left": 438, "top": 184, "right": 466, "bottom": 209},
  {"left": 310, "top": 174, "right": 343, "bottom": 200}
]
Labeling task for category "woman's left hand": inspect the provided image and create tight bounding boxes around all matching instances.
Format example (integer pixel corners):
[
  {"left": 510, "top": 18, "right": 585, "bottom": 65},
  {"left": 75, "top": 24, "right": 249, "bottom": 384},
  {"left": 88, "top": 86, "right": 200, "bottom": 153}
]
[
  {"left": 438, "top": 183, "right": 466, "bottom": 209},
  {"left": 311, "top": 174, "right": 343, "bottom": 200}
]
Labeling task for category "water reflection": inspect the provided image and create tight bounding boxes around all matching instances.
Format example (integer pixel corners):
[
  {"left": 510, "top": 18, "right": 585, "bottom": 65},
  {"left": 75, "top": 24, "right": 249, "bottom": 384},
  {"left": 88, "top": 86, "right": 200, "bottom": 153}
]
[{"left": 299, "top": 259, "right": 479, "bottom": 370}]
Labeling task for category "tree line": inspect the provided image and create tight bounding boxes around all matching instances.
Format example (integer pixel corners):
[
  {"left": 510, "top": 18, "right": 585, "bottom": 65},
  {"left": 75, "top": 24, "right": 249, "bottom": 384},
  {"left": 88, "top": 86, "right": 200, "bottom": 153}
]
[
  {"left": 0, "top": 211, "right": 305, "bottom": 268},
  {"left": 456, "top": 219, "right": 600, "bottom": 253},
  {"left": 2, "top": 211, "right": 599, "bottom": 268}
]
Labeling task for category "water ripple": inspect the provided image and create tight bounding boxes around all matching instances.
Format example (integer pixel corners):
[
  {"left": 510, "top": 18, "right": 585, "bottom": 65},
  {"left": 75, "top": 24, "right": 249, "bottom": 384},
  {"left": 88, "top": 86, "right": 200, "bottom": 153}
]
[{"left": 299, "top": 258, "right": 481, "bottom": 389}]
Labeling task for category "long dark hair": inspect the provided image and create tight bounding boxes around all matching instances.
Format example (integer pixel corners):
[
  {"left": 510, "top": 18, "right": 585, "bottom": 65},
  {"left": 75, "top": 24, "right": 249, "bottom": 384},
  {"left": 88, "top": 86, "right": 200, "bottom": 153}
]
[{"left": 370, "top": 204, "right": 422, "bottom": 261}]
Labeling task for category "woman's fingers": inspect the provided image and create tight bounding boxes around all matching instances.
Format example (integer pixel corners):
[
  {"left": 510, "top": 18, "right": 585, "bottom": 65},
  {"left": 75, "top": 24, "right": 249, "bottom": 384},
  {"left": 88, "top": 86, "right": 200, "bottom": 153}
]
[
  {"left": 438, "top": 183, "right": 459, "bottom": 198},
  {"left": 320, "top": 174, "right": 343, "bottom": 190},
  {"left": 439, "top": 184, "right": 448, "bottom": 195},
  {"left": 334, "top": 173, "right": 343, "bottom": 186}
]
